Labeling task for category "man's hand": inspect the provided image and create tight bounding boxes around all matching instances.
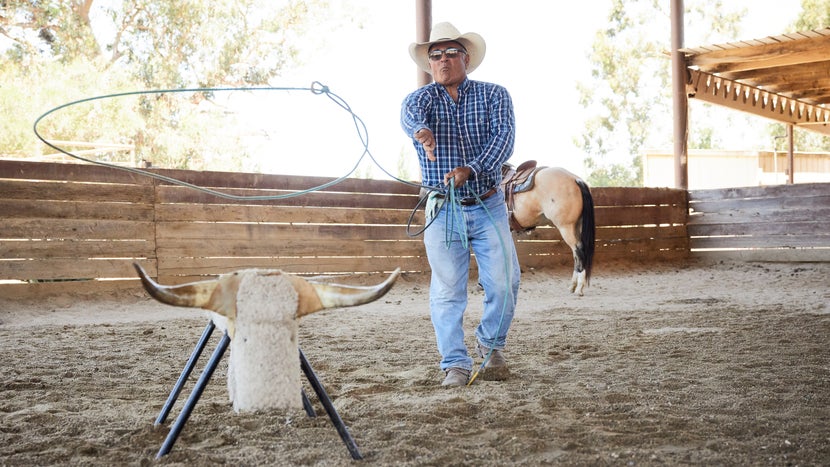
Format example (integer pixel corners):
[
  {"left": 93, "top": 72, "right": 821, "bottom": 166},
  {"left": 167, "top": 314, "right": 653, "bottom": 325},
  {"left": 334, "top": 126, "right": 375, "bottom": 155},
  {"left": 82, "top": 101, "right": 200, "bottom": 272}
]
[
  {"left": 414, "top": 128, "right": 436, "bottom": 161},
  {"left": 444, "top": 166, "right": 472, "bottom": 188}
]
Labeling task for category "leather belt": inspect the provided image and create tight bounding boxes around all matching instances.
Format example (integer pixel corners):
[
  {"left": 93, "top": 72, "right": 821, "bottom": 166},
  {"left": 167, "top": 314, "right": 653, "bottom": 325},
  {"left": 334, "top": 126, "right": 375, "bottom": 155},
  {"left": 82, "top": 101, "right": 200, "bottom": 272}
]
[{"left": 436, "top": 187, "right": 498, "bottom": 206}]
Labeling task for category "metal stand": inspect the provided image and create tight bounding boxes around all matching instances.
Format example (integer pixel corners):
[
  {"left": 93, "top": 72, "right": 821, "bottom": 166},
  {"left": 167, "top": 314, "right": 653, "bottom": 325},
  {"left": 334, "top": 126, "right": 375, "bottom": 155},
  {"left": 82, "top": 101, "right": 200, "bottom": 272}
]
[
  {"left": 300, "top": 348, "right": 363, "bottom": 460},
  {"left": 155, "top": 321, "right": 216, "bottom": 426},
  {"left": 155, "top": 322, "right": 361, "bottom": 460}
]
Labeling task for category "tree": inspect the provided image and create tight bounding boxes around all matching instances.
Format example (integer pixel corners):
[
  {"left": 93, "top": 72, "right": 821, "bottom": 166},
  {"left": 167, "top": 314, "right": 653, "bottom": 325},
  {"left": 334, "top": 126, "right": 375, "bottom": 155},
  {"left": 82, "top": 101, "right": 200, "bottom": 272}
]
[
  {"left": 0, "top": 0, "right": 337, "bottom": 170},
  {"left": 765, "top": 0, "right": 830, "bottom": 153},
  {"left": 576, "top": 0, "right": 745, "bottom": 187}
]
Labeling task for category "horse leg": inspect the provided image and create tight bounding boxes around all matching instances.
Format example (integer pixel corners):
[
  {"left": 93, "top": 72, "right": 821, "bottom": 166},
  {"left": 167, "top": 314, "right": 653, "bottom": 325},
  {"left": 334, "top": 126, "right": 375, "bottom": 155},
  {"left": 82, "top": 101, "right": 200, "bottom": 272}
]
[
  {"left": 560, "top": 224, "right": 586, "bottom": 296},
  {"left": 570, "top": 250, "right": 587, "bottom": 296}
]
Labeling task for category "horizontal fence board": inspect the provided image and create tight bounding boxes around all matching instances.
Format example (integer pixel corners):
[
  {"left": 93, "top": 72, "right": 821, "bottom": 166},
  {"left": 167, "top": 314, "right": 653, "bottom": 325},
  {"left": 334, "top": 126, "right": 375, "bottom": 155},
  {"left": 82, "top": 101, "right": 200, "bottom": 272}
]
[
  {"left": 156, "top": 222, "right": 414, "bottom": 242},
  {"left": 155, "top": 186, "right": 420, "bottom": 210},
  {"left": 688, "top": 221, "right": 830, "bottom": 237},
  {"left": 158, "top": 256, "right": 428, "bottom": 280},
  {"left": 688, "top": 183, "right": 828, "bottom": 201},
  {"left": 0, "top": 258, "right": 154, "bottom": 281},
  {"left": 2, "top": 219, "right": 155, "bottom": 241},
  {"left": 520, "top": 245, "right": 688, "bottom": 268},
  {"left": 596, "top": 205, "right": 688, "bottom": 226},
  {"left": 519, "top": 225, "right": 687, "bottom": 242},
  {"left": 156, "top": 238, "right": 424, "bottom": 258},
  {"left": 157, "top": 203, "right": 423, "bottom": 225},
  {"left": 689, "top": 193, "right": 830, "bottom": 212},
  {"left": 691, "top": 248, "right": 830, "bottom": 262},
  {"left": 688, "top": 206, "right": 830, "bottom": 225},
  {"left": 0, "top": 199, "right": 154, "bottom": 221},
  {"left": 0, "top": 179, "right": 154, "bottom": 203},
  {"left": 0, "top": 239, "right": 155, "bottom": 259},
  {"left": 0, "top": 279, "right": 143, "bottom": 300},
  {"left": 592, "top": 187, "right": 687, "bottom": 206},
  {"left": 515, "top": 241, "right": 571, "bottom": 256},
  {"left": 690, "top": 235, "right": 828, "bottom": 249},
  {"left": 148, "top": 166, "right": 421, "bottom": 194},
  {"left": 0, "top": 160, "right": 154, "bottom": 184},
  {"left": 594, "top": 236, "right": 689, "bottom": 252}
]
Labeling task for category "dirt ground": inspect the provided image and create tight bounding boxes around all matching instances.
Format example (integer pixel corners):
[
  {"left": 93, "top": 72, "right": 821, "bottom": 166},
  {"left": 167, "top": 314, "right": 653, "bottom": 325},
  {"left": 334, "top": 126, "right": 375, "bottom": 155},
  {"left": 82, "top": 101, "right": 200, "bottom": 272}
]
[{"left": 1, "top": 259, "right": 828, "bottom": 466}]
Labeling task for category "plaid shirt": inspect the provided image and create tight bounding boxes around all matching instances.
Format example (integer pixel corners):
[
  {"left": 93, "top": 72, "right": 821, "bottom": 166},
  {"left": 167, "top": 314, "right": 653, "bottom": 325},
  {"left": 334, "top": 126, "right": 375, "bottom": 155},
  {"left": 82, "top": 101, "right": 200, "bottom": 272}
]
[{"left": 401, "top": 78, "right": 515, "bottom": 198}]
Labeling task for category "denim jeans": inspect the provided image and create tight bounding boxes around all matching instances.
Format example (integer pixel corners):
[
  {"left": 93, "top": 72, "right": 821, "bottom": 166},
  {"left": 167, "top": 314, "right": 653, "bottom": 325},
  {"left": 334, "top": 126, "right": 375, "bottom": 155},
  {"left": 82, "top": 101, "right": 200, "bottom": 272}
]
[{"left": 423, "top": 190, "right": 521, "bottom": 371}]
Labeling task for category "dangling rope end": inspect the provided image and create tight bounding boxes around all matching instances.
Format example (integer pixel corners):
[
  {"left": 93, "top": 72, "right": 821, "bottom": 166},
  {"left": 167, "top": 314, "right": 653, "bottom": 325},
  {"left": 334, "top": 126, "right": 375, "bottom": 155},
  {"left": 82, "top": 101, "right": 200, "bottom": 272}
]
[{"left": 467, "top": 363, "right": 485, "bottom": 386}]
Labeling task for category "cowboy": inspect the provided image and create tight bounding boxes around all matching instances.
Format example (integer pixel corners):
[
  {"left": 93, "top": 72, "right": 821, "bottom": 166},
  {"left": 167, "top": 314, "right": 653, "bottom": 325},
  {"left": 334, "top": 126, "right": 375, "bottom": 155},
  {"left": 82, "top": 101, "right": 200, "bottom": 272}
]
[{"left": 401, "top": 22, "right": 521, "bottom": 387}]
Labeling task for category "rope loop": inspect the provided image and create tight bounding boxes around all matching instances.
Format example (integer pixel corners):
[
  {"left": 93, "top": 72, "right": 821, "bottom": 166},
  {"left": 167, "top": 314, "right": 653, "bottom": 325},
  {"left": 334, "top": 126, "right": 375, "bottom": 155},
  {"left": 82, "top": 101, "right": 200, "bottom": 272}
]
[{"left": 310, "top": 81, "right": 329, "bottom": 95}]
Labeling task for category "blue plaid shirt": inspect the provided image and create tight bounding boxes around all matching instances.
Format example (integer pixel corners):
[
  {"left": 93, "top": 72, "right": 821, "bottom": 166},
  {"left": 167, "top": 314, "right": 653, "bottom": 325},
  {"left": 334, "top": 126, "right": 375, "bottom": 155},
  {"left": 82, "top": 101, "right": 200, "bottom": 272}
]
[{"left": 401, "top": 78, "right": 515, "bottom": 198}]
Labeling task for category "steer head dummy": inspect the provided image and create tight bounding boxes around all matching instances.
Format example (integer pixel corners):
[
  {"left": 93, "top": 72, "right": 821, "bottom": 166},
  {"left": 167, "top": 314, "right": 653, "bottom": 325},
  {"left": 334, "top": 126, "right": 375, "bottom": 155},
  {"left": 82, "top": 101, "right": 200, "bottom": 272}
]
[{"left": 133, "top": 264, "right": 400, "bottom": 412}]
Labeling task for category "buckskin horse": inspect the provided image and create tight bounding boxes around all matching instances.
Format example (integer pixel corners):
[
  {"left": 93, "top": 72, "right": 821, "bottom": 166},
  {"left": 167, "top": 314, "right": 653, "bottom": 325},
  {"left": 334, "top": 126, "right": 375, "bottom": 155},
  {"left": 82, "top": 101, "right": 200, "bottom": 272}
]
[{"left": 501, "top": 161, "right": 596, "bottom": 296}]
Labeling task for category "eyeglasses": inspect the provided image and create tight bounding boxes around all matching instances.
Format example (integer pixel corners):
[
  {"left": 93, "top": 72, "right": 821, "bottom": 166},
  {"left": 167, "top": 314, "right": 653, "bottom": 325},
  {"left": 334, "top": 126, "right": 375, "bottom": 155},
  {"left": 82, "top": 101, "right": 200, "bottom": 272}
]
[{"left": 428, "top": 47, "right": 466, "bottom": 61}]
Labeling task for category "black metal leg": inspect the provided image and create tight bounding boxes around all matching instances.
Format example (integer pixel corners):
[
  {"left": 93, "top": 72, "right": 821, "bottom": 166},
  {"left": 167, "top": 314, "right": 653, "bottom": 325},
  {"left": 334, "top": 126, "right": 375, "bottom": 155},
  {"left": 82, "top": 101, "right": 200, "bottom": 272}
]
[
  {"left": 301, "top": 389, "right": 317, "bottom": 417},
  {"left": 156, "top": 331, "right": 230, "bottom": 459},
  {"left": 299, "top": 348, "right": 363, "bottom": 460},
  {"left": 152, "top": 335, "right": 359, "bottom": 460},
  {"left": 155, "top": 321, "right": 216, "bottom": 426}
]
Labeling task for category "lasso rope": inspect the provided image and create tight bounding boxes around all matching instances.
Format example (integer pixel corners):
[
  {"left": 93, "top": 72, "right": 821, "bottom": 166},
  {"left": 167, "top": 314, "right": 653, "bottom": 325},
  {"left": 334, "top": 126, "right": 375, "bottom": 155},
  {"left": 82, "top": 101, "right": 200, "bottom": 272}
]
[{"left": 32, "top": 81, "right": 424, "bottom": 201}]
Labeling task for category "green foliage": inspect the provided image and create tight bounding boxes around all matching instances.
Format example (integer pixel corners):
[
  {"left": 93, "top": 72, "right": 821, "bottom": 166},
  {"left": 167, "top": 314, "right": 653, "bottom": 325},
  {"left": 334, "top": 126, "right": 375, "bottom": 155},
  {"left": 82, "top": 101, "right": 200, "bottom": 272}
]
[
  {"left": 577, "top": 0, "right": 748, "bottom": 187},
  {"left": 578, "top": 0, "right": 829, "bottom": 188},
  {"left": 584, "top": 156, "right": 638, "bottom": 188},
  {"left": 757, "top": 0, "right": 830, "bottom": 153},
  {"left": 0, "top": 0, "right": 337, "bottom": 169},
  {"left": 794, "top": 0, "right": 830, "bottom": 30},
  {"left": 0, "top": 57, "right": 141, "bottom": 159}
]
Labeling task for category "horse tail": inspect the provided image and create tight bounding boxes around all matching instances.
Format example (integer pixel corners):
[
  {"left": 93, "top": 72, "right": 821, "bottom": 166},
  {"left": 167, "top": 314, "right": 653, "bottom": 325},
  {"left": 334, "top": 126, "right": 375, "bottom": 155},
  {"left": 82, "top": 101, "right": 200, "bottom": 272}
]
[{"left": 576, "top": 179, "right": 595, "bottom": 284}]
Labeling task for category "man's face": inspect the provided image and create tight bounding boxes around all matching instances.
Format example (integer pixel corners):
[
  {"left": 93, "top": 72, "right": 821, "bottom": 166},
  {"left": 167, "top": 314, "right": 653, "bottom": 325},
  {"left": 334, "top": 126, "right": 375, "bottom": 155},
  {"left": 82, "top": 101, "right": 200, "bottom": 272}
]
[{"left": 428, "top": 41, "right": 469, "bottom": 86}]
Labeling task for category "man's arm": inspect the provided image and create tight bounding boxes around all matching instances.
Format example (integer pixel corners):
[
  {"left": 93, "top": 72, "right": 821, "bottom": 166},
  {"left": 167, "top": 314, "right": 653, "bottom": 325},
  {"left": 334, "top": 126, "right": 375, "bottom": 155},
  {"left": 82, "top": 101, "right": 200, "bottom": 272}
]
[{"left": 401, "top": 91, "right": 436, "bottom": 160}]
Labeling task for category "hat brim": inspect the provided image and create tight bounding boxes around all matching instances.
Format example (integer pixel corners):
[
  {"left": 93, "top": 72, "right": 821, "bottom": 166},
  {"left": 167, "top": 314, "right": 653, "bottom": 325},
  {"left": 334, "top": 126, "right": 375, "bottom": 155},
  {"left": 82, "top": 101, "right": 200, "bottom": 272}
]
[{"left": 409, "top": 32, "right": 486, "bottom": 75}]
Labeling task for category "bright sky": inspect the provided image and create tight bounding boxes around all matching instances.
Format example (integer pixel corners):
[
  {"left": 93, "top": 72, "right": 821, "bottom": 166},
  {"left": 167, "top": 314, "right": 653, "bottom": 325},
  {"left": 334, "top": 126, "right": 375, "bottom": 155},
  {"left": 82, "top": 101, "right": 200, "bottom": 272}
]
[{"left": 219, "top": 0, "right": 803, "bottom": 179}]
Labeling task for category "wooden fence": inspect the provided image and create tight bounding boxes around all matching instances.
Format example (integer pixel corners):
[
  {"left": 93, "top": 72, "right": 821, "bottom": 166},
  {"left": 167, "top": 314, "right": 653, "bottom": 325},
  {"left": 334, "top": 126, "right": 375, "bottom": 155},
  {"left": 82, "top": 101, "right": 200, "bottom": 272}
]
[
  {"left": 1, "top": 161, "right": 691, "bottom": 297},
  {"left": 688, "top": 183, "right": 830, "bottom": 261}
]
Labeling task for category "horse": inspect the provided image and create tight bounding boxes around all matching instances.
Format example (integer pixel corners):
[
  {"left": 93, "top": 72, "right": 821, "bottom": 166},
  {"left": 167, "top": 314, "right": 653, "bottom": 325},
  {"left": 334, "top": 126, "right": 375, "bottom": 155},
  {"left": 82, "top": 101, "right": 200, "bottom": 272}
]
[{"left": 501, "top": 161, "right": 596, "bottom": 296}]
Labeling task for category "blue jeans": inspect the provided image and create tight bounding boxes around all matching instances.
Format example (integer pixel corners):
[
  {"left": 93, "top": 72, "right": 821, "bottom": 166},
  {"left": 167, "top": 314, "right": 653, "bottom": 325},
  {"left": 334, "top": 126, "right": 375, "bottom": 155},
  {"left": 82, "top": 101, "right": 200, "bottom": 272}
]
[{"left": 423, "top": 190, "right": 521, "bottom": 371}]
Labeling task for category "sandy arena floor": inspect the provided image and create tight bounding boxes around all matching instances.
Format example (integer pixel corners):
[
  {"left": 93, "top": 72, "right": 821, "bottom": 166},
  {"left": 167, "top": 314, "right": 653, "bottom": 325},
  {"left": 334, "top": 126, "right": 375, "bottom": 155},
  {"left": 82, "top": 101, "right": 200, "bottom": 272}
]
[{"left": 1, "top": 259, "right": 828, "bottom": 466}]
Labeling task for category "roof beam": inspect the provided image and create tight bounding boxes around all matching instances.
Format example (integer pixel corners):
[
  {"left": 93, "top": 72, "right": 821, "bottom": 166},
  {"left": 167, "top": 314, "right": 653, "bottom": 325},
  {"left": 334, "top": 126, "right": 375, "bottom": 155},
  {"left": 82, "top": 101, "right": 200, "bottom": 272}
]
[
  {"left": 687, "top": 69, "right": 830, "bottom": 136},
  {"left": 686, "top": 33, "right": 830, "bottom": 73}
]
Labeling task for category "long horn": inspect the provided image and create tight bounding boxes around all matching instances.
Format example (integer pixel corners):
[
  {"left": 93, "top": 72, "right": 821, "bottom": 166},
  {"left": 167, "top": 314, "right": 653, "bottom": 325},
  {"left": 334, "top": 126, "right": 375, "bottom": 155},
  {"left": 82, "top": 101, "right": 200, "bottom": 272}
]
[
  {"left": 297, "top": 267, "right": 401, "bottom": 316},
  {"left": 133, "top": 263, "right": 238, "bottom": 318}
]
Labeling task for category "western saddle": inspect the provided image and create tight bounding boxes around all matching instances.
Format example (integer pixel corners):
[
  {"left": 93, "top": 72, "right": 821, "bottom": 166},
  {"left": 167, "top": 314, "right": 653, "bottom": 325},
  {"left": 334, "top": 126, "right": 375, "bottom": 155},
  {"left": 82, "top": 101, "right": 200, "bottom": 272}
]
[{"left": 500, "top": 160, "right": 543, "bottom": 233}]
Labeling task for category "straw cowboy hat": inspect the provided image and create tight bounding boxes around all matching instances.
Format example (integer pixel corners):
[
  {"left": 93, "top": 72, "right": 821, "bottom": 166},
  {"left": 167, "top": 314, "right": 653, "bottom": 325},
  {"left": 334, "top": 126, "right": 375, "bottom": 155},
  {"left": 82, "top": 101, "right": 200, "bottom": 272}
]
[{"left": 409, "top": 22, "right": 486, "bottom": 75}]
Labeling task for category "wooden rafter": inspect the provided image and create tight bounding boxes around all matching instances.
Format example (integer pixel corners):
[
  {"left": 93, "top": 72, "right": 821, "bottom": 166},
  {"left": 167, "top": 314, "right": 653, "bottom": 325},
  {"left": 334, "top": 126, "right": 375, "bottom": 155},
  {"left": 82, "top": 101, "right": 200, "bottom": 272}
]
[{"left": 681, "top": 28, "right": 830, "bottom": 136}]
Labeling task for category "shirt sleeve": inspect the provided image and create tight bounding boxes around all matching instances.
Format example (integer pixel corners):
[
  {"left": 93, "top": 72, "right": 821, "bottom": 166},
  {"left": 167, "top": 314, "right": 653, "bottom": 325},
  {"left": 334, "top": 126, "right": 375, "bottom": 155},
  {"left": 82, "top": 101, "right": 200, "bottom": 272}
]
[
  {"left": 465, "top": 85, "right": 515, "bottom": 176},
  {"left": 400, "top": 89, "right": 431, "bottom": 139}
]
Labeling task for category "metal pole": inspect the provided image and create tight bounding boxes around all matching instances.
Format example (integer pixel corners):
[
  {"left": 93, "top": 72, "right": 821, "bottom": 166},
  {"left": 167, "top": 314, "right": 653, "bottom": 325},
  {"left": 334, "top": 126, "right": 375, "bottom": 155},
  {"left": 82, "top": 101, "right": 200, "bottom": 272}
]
[
  {"left": 671, "top": 0, "right": 689, "bottom": 190},
  {"left": 415, "top": 0, "right": 432, "bottom": 87},
  {"left": 787, "top": 124, "right": 795, "bottom": 184},
  {"left": 299, "top": 348, "right": 363, "bottom": 460},
  {"left": 156, "top": 331, "right": 231, "bottom": 459},
  {"left": 155, "top": 321, "right": 216, "bottom": 426}
]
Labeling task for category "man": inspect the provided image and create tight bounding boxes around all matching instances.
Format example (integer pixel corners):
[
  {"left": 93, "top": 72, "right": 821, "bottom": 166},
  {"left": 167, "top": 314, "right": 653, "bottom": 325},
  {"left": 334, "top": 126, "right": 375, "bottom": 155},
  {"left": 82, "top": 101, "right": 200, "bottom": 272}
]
[{"left": 401, "top": 22, "right": 521, "bottom": 387}]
